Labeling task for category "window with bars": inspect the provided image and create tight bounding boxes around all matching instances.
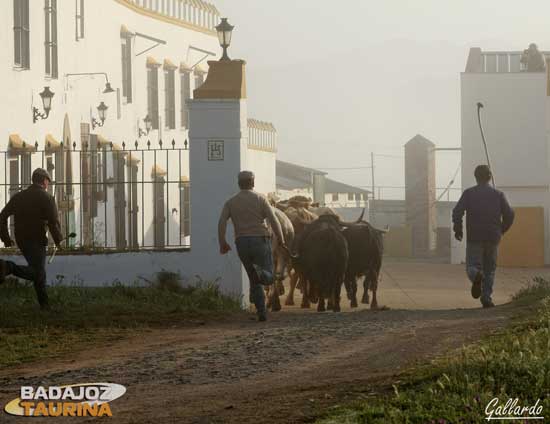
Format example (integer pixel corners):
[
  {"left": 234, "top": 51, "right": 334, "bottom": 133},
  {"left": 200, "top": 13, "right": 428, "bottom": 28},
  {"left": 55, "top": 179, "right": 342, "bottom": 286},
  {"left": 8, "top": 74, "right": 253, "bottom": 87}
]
[
  {"left": 44, "top": 0, "right": 58, "bottom": 78},
  {"left": 75, "top": 0, "right": 84, "bottom": 40},
  {"left": 180, "top": 72, "right": 191, "bottom": 128},
  {"left": 127, "top": 162, "right": 139, "bottom": 249},
  {"left": 13, "top": 0, "right": 30, "bottom": 69},
  {"left": 164, "top": 68, "right": 176, "bottom": 129},
  {"left": 121, "top": 35, "right": 133, "bottom": 103},
  {"left": 147, "top": 66, "right": 159, "bottom": 129},
  {"left": 113, "top": 152, "right": 126, "bottom": 249},
  {"left": 332, "top": 193, "right": 338, "bottom": 202},
  {"left": 153, "top": 176, "right": 166, "bottom": 248},
  {"left": 180, "top": 181, "right": 190, "bottom": 237}
]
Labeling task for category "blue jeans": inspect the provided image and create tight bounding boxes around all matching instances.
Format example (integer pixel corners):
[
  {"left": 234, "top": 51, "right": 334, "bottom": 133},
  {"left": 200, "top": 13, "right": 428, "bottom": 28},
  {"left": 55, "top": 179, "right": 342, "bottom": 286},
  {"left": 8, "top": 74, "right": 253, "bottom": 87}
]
[
  {"left": 235, "top": 236, "right": 274, "bottom": 315},
  {"left": 466, "top": 241, "right": 498, "bottom": 304},
  {"left": 5, "top": 242, "right": 49, "bottom": 308}
]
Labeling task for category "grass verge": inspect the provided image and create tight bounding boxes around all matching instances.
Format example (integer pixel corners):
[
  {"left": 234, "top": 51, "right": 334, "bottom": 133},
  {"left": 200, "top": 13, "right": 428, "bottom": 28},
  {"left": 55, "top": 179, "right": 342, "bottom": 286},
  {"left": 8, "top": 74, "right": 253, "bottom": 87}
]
[
  {"left": 318, "top": 278, "right": 550, "bottom": 424},
  {"left": 0, "top": 273, "right": 242, "bottom": 368}
]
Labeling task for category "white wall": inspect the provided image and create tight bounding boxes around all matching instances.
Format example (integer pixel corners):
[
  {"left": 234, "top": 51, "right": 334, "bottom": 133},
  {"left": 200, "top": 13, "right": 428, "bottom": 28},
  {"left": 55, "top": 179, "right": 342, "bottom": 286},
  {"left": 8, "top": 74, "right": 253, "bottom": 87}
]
[
  {"left": 461, "top": 72, "right": 550, "bottom": 188},
  {"left": 188, "top": 98, "right": 248, "bottom": 302},
  {"left": 461, "top": 72, "right": 550, "bottom": 263},
  {"left": 325, "top": 192, "right": 368, "bottom": 208},
  {"left": 3, "top": 250, "right": 196, "bottom": 287},
  {"left": 0, "top": 0, "right": 220, "bottom": 150},
  {"left": 247, "top": 148, "right": 276, "bottom": 196}
]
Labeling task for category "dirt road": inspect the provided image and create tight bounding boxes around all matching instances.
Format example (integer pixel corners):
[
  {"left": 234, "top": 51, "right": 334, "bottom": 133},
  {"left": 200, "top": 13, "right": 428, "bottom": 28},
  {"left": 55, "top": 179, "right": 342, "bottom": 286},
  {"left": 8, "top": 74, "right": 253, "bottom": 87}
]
[
  {"left": 1, "top": 263, "right": 543, "bottom": 423},
  {"left": 0, "top": 304, "right": 525, "bottom": 424}
]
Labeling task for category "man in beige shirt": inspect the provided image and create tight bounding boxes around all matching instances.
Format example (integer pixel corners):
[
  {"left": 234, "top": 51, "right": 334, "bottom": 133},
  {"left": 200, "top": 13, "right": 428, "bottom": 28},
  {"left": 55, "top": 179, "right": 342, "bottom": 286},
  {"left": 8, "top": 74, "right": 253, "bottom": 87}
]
[{"left": 218, "top": 171, "right": 286, "bottom": 321}]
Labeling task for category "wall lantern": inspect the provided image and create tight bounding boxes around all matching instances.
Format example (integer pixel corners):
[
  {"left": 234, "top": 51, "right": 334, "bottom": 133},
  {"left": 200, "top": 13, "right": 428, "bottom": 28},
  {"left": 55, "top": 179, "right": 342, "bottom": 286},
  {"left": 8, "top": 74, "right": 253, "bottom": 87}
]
[
  {"left": 216, "top": 18, "right": 234, "bottom": 61},
  {"left": 32, "top": 86, "right": 55, "bottom": 123},
  {"left": 92, "top": 102, "right": 108, "bottom": 129},
  {"left": 138, "top": 115, "right": 153, "bottom": 137},
  {"left": 103, "top": 82, "right": 115, "bottom": 94}
]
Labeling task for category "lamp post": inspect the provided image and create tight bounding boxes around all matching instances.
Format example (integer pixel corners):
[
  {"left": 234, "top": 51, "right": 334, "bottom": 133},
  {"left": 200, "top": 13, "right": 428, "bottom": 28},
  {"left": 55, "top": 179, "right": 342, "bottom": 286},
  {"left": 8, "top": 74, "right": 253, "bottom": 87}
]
[
  {"left": 92, "top": 101, "right": 108, "bottom": 129},
  {"left": 32, "top": 86, "right": 55, "bottom": 123},
  {"left": 216, "top": 18, "right": 234, "bottom": 61}
]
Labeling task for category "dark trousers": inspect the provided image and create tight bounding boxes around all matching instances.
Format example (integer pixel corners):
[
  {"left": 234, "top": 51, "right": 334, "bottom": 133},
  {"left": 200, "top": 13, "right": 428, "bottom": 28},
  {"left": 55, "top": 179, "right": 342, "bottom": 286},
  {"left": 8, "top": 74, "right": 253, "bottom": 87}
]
[
  {"left": 235, "top": 236, "right": 274, "bottom": 315},
  {"left": 5, "top": 242, "right": 49, "bottom": 308},
  {"left": 466, "top": 241, "right": 498, "bottom": 305}
]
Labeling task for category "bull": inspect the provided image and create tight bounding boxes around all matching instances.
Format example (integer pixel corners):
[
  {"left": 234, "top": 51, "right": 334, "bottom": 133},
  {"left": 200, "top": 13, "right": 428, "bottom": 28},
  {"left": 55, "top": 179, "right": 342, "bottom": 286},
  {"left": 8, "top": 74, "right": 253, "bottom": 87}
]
[
  {"left": 291, "top": 214, "right": 349, "bottom": 312},
  {"left": 342, "top": 222, "right": 386, "bottom": 310}
]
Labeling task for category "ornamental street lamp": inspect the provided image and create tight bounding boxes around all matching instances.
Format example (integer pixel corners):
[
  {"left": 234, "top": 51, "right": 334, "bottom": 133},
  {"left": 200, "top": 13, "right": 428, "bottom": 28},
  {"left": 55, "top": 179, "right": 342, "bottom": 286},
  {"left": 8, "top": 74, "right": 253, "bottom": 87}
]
[
  {"left": 32, "top": 86, "right": 55, "bottom": 123},
  {"left": 92, "top": 101, "right": 108, "bottom": 129},
  {"left": 216, "top": 18, "right": 234, "bottom": 61}
]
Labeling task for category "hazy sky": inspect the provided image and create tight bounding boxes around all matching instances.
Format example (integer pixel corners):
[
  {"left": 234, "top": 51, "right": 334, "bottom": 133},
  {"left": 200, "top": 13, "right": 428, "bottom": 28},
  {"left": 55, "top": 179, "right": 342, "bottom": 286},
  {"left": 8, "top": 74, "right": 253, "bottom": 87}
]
[{"left": 214, "top": 1, "right": 550, "bottom": 197}]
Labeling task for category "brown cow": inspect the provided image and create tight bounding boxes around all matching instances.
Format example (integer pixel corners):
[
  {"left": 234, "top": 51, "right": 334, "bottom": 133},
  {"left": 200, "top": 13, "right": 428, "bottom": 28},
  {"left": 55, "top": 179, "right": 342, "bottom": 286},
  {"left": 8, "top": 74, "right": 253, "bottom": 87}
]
[
  {"left": 265, "top": 207, "right": 295, "bottom": 312},
  {"left": 281, "top": 205, "right": 318, "bottom": 308}
]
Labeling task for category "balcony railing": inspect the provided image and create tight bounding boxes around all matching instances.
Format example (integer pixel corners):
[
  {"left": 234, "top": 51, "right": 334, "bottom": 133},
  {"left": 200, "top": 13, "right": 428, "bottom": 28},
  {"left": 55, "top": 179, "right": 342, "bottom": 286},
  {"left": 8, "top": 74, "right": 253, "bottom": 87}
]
[
  {"left": 122, "top": 0, "right": 221, "bottom": 32},
  {"left": 466, "top": 48, "right": 550, "bottom": 73},
  {"left": 247, "top": 119, "right": 277, "bottom": 153}
]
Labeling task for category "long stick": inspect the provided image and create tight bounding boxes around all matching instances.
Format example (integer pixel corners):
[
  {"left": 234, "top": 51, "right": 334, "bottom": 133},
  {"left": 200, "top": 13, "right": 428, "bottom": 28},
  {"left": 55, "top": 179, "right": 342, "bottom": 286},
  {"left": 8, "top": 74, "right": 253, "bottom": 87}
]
[
  {"left": 476, "top": 102, "right": 496, "bottom": 187},
  {"left": 371, "top": 152, "right": 376, "bottom": 224},
  {"left": 48, "top": 232, "right": 77, "bottom": 264}
]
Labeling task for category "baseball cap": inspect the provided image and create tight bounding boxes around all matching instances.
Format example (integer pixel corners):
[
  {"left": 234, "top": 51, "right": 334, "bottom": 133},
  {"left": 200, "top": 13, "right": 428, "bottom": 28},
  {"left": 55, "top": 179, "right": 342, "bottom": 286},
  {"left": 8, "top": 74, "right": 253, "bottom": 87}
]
[{"left": 32, "top": 168, "right": 52, "bottom": 184}]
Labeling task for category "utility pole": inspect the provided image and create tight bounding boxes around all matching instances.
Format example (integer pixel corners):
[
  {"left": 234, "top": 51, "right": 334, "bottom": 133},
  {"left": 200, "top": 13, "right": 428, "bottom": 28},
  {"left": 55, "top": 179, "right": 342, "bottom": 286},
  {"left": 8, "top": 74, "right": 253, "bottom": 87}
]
[{"left": 370, "top": 152, "right": 376, "bottom": 224}]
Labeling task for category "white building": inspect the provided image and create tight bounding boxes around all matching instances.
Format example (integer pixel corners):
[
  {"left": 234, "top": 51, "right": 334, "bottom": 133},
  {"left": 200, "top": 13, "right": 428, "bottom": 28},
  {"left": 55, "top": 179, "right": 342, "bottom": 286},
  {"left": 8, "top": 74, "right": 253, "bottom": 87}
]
[
  {"left": 275, "top": 160, "right": 370, "bottom": 220},
  {"left": 461, "top": 47, "right": 550, "bottom": 266},
  {"left": 0, "top": 0, "right": 276, "bottom": 251}
]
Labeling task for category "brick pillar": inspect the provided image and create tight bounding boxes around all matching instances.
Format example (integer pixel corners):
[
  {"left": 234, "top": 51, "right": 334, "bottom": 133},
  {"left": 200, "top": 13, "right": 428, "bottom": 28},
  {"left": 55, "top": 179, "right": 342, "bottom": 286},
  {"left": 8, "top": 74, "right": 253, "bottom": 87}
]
[{"left": 405, "top": 134, "right": 436, "bottom": 257}]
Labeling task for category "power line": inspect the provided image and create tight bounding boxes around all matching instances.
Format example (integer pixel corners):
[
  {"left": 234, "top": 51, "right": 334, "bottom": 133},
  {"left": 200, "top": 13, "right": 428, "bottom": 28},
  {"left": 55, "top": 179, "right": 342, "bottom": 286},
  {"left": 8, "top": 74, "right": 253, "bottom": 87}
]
[
  {"left": 397, "top": 161, "right": 462, "bottom": 225},
  {"left": 316, "top": 166, "right": 373, "bottom": 171},
  {"left": 374, "top": 154, "right": 403, "bottom": 159},
  {"left": 313, "top": 152, "right": 403, "bottom": 171}
]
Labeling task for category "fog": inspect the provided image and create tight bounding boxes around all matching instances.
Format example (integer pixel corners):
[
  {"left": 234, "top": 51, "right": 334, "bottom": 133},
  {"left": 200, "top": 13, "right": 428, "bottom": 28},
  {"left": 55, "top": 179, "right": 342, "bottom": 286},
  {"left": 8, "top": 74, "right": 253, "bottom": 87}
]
[{"left": 215, "top": 0, "right": 550, "bottom": 198}]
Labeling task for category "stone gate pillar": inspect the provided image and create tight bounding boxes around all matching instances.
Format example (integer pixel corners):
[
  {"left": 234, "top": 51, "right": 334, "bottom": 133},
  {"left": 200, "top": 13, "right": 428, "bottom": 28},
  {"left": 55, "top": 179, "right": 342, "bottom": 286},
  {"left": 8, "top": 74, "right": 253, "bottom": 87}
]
[{"left": 188, "top": 60, "right": 249, "bottom": 304}]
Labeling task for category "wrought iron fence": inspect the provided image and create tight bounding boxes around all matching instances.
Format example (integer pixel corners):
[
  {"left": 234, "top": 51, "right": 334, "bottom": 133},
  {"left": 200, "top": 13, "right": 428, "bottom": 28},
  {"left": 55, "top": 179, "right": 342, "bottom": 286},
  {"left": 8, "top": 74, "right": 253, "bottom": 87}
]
[{"left": 0, "top": 137, "right": 191, "bottom": 251}]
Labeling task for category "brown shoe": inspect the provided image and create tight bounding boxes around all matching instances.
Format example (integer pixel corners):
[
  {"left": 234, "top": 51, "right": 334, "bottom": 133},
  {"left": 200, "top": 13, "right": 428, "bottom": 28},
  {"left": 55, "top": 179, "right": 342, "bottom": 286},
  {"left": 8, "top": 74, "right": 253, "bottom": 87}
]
[{"left": 471, "top": 271, "right": 483, "bottom": 299}]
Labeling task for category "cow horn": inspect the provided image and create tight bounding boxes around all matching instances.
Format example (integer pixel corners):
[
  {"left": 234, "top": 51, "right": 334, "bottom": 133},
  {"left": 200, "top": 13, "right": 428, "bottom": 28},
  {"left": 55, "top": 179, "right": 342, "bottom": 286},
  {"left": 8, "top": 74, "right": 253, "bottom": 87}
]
[
  {"left": 339, "top": 208, "right": 366, "bottom": 227},
  {"left": 378, "top": 225, "right": 390, "bottom": 234},
  {"left": 371, "top": 224, "right": 390, "bottom": 234}
]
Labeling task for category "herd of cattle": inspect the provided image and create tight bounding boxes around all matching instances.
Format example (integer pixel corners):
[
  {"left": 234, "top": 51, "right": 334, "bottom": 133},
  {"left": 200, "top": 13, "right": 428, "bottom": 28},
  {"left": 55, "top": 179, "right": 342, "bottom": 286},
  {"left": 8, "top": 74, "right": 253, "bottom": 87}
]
[{"left": 266, "top": 196, "right": 387, "bottom": 313}]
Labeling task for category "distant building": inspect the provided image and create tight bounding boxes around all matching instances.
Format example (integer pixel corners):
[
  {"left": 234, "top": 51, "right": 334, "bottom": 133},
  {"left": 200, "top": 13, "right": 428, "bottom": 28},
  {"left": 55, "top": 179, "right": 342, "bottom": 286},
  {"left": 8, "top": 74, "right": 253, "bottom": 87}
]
[
  {"left": 275, "top": 160, "right": 370, "bottom": 219},
  {"left": 461, "top": 46, "right": 550, "bottom": 266}
]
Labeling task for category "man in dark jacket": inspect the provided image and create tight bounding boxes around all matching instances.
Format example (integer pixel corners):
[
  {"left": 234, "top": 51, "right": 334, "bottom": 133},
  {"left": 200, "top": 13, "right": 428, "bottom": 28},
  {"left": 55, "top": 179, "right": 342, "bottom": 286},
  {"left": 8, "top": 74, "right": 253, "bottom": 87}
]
[
  {"left": 452, "top": 165, "right": 515, "bottom": 308},
  {"left": 0, "top": 168, "right": 63, "bottom": 309}
]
